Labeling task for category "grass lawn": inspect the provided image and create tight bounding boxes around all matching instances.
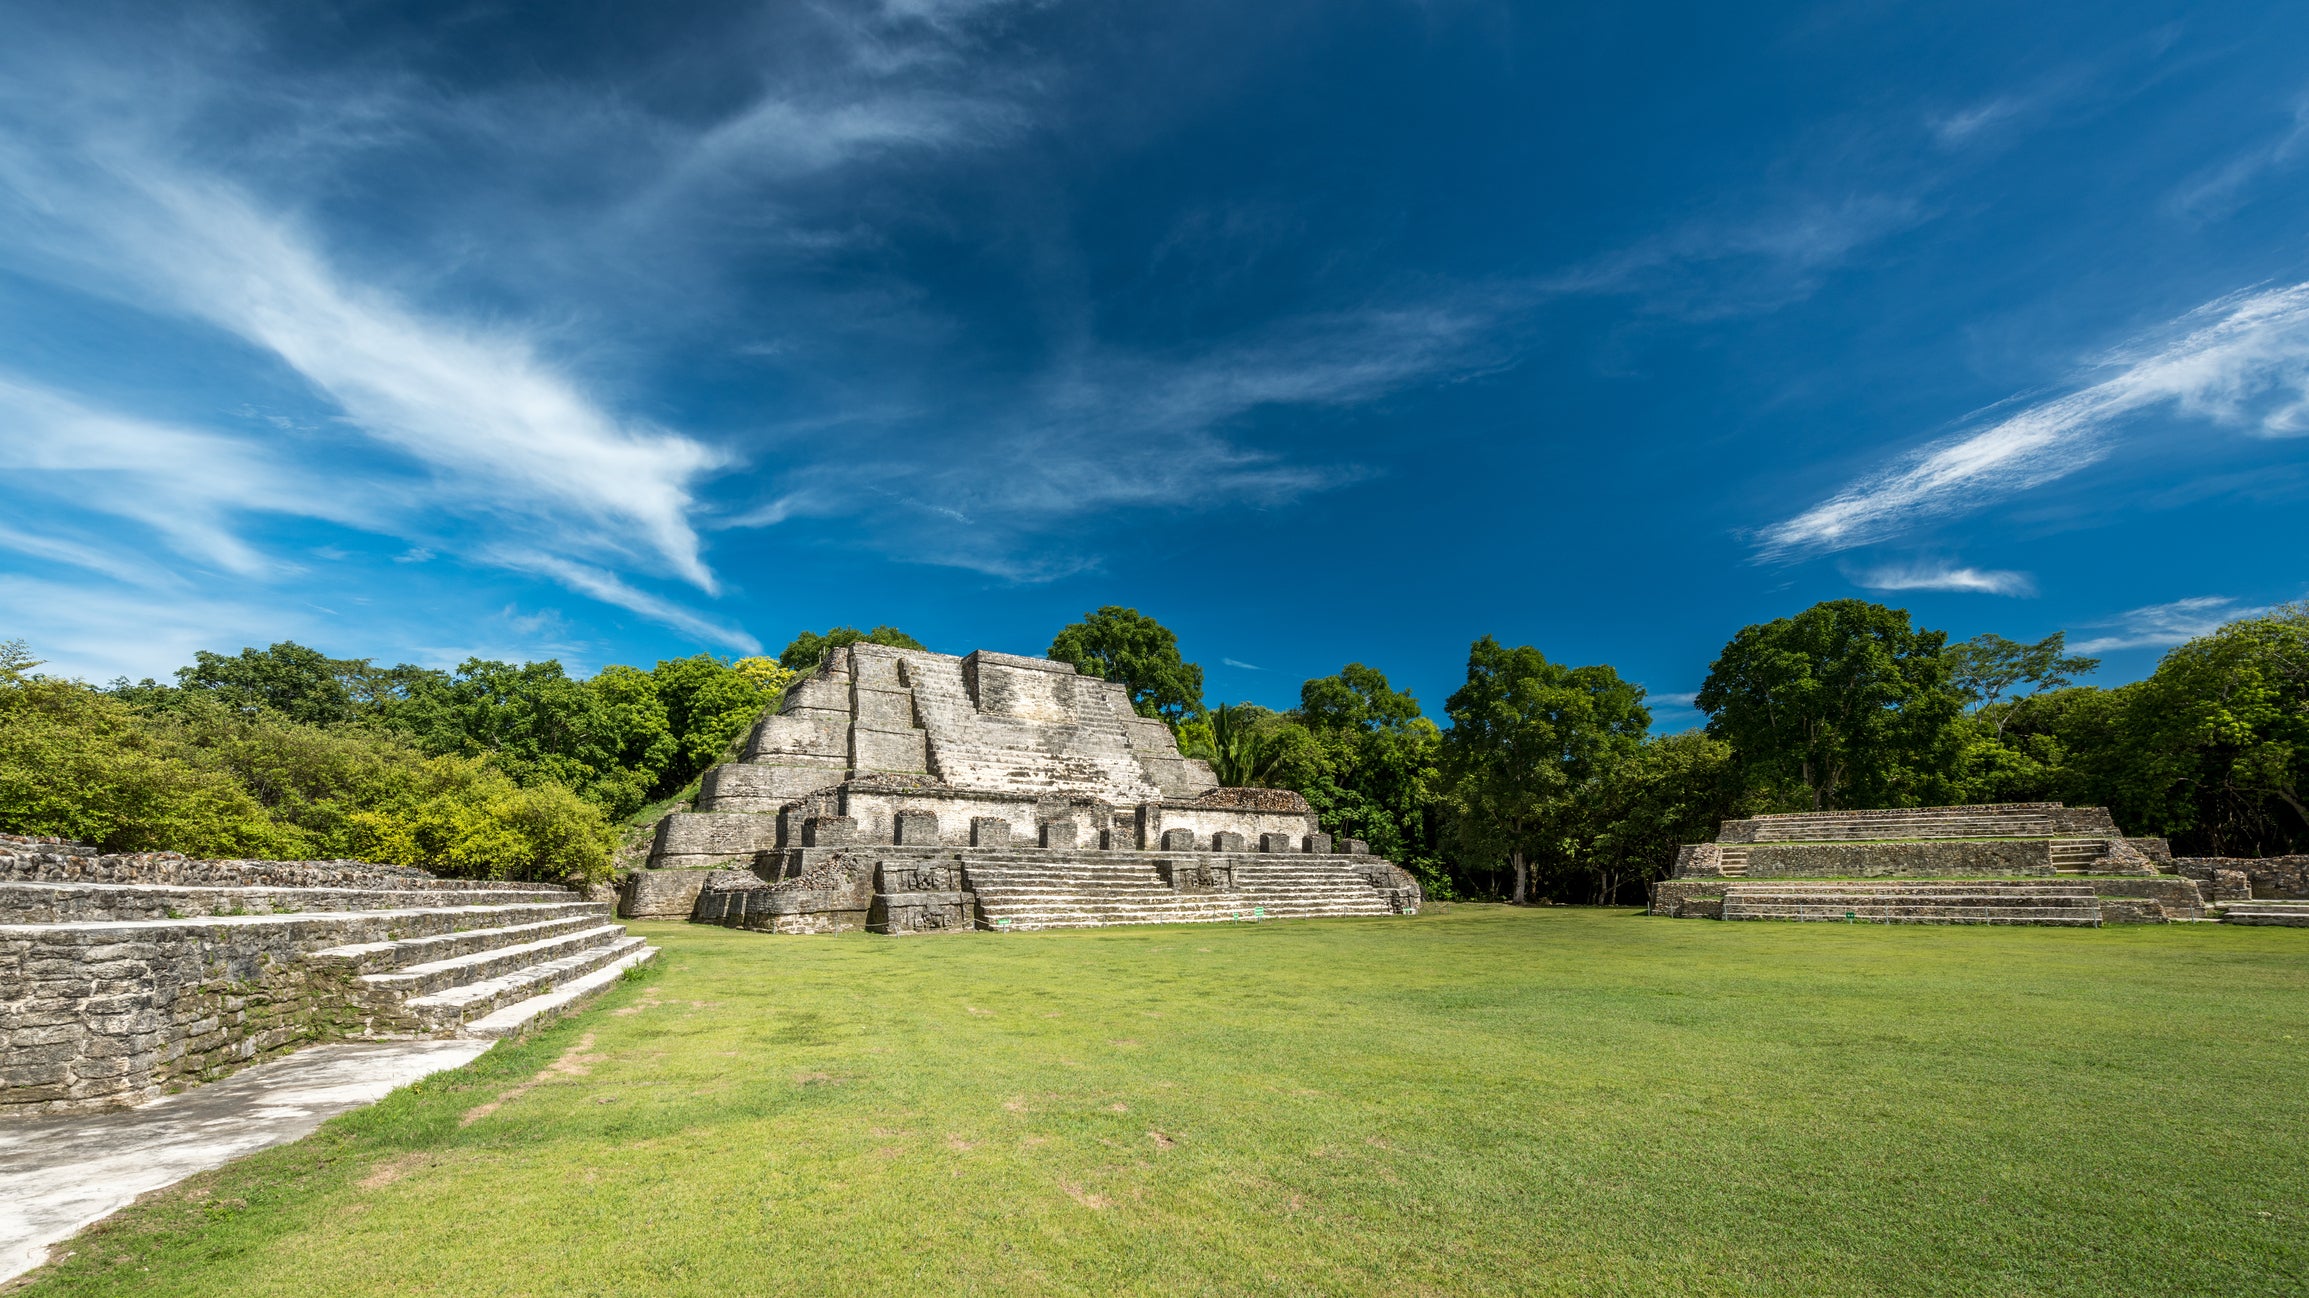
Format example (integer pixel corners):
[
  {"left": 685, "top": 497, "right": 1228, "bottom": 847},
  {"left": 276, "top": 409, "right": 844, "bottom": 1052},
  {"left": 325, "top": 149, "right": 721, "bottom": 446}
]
[{"left": 18, "top": 907, "right": 2309, "bottom": 1297}]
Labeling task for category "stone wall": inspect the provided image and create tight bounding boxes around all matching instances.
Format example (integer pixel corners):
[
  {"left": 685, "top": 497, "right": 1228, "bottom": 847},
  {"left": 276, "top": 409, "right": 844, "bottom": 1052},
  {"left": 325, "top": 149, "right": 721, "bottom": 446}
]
[
  {"left": 1740, "top": 839, "right": 2053, "bottom": 877},
  {"left": 0, "top": 835, "right": 492, "bottom": 891},
  {"left": 1, "top": 913, "right": 392, "bottom": 1112},
  {"left": 2174, "top": 855, "right": 2309, "bottom": 899},
  {"left": 1716, "top": 803, "right": 2122, "bottom": 844}
]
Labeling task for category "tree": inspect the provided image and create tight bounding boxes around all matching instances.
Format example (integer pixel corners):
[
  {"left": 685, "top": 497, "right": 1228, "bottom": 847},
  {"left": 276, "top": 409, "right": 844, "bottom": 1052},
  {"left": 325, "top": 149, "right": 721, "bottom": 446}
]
[
  {"left": 1950, "top": 631, "right": 2099, "bottom": 737},
  {"left": 1187, "top": 702, "right": 1291, "bottom": 787},
  {"left": 2130, "top": 605, "right": 2309, "bottom": 854},
  {"left": 1572, "top": 731, "right": 1749, "bottom": 905},
  {"left": 174, "top": 641, "right": 445, "bottom": 726},
  {"left": 778, "top": 626, "right": 924, "bottom": 672},
  {"left": 1442, "top": 637, "right": 1649, "bottom": 904},
  {"left": 1047, "top": 607, "right": 1204, "bottom": 723},
  {"left": 1696, "top": 600, "right": 1964, "bottom": 810}
]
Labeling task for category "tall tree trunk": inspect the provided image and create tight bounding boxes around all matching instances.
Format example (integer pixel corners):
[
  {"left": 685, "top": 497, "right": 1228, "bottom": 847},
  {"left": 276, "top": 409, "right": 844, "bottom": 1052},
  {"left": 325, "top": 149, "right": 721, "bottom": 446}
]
[{"left": 1510, "top": 848, "right": 1528, "bottom": 905}]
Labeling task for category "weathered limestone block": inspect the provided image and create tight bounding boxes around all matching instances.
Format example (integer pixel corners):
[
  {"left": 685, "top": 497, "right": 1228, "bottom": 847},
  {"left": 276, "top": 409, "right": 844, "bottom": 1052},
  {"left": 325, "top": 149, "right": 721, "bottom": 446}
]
[
  {"left": 893, "top": 810, "right": 940, "bottom": 846},
  {"left": 1304, "top": 832, "right": 1333, "bottom": 854},
  {"left": 803, "top": 816, "right": 859, "bottom": 847},
  {"left": 652, "top": 813, "right": 781, "bottom": 868},
  {"left": 1341, "top": 839, "right": 1370, "bottom": 856},
  {"left": 622, "top": 869, "right": 716, "bottom": 919},
  {"left": 1160, "top": 828, "right": 1198, "bottom": 851},
  {"left": 1673, "top": 843, "right": 1727, "bottom": 877},
  {"left": 696, "top": 760, "right": 845, "bottom": 811},
  {"left": 970, "top": 817, "right": 1010, "bottom": 848},
  {"left": 853, "top": 686, "right": 918, "bottom": 732},
  {"left": 1040, "top": 820, "right": 1078, "bottom": 849},
  {"left": 851, "top": 727, "right": 928, "bottom": 773},
  {"left": 743, "top": 709, "right": 850, "bottom": 761},
  {"left": 1259, "top": 833, "right": 1296, "bottom": 853},
  {"left": 2175, "top": 855, "right": 2309, "bottom": 899},
  {"left": 1211, "top": 832, "right": 1247, "bottom": 853}
]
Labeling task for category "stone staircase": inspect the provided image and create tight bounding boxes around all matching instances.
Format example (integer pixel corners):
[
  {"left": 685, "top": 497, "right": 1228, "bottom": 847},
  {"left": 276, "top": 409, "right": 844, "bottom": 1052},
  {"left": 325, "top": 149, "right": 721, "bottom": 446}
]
[
  {"left": 2218, "top": 899, "right": 2309, "bottom": 927},
  {"left": 2048, "top": 839, "right": 2107, "bottom": 873},
  {"left": 1717, "top": 846, "right": 1749, "bottom": 877},
  {"left": 960, "top": 853, "right": 1396, "bottom": 931},
  {"left": 308, "top": 901, "right": 652, "bottom": 1038},
  {"left": 1719, "top": 804, "right": 2110, "bottom": 844},
  {"left": 1720, "top": 880, "right": 2102, "bottom": 926}
]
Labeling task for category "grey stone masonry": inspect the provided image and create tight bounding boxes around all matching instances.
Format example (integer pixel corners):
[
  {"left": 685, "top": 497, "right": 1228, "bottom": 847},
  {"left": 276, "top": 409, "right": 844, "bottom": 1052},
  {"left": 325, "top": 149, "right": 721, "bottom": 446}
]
[
  {"left": 2, "top": 837, "right": 653, "bottom": 1114},
  {"left": 1654, "top": 802, "right": 2204, "bottom": 926},
  {"left": 653, "top": 644, "right": 1417, "bottom": 933}
]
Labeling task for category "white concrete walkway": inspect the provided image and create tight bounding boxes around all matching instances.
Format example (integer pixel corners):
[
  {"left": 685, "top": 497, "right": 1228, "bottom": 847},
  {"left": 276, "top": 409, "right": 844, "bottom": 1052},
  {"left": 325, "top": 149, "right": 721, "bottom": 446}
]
[{"left": 0, "top": 1040, "right": 493, "bottom": 1283}]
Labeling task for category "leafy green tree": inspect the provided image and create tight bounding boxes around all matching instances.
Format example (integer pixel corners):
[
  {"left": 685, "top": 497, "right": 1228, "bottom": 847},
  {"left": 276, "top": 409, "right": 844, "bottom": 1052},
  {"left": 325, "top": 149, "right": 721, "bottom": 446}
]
[
  {"left": 1442, "top": 637, "right": 1649, "bottom": 904},
  {"left": 1571, "top": 731, "right": 1750, "bottom": 905},
  {"left": 1186, "top": 702, "right": 1291, "bottom": 787},
  {"left": 174, "top": 641, "right": 445, "bottom": 726},
  {"left": 1950, "top": 631, "right": 2099, "bottom": 738},
  {"left": 648, "top": 654, "right": 797, "bottom": 786},
  {"left": 1278, "top": 665, "right": 1446, "bottom": 889},
  {"left": 1696, "top": 599, "right": 1964, "bottom": 810},
  {"left": 0, "top": 674, "right": 293, "bottom": 856},
  {"left": 1048, "top": 607, "right": 1204, "bottom": 723},
  {"left": 2124, "top": 605, "right": 2309, "bottom": 854},
  {"left": 778, "top": 626, "right": 924, "bottom": 672}
]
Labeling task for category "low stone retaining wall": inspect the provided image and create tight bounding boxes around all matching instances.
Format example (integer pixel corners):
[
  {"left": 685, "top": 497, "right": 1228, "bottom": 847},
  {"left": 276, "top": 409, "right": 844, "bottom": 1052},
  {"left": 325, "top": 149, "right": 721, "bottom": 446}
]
[
  {"left": 2175, "top": 856, "right": 2309, "bottom": 900},
  {"left": 2, "top": 837, "right": 624, "bottom": 1116},
  {"left": 1649, "top": 874, "right": 2207, "bottom": 922},
  {"left": 1741, "top": 839, "right": 2052, "bottom": 877},
  {"left": 1, "top": 916, "right": 380, "bottom": 1112}
]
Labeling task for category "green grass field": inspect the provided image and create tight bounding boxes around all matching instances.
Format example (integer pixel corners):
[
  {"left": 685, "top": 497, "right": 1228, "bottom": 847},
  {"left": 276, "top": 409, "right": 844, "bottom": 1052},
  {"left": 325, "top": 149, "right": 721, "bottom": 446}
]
[{"left": 21, "top": 908, "right": 2309, "bottom": 1296}]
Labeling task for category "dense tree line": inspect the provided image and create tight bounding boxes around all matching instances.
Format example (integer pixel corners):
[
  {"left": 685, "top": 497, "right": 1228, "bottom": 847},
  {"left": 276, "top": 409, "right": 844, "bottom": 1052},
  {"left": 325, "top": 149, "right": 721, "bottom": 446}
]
[{"left": 10, "top": 599, "right": 2306, "bottom": 895}]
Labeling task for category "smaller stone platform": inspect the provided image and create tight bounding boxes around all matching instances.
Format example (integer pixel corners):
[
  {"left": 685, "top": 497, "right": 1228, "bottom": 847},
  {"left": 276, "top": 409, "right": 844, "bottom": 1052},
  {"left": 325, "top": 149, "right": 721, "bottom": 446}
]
[{"left": 1651, "top": 804, "right": 2209, "bottom": 926}]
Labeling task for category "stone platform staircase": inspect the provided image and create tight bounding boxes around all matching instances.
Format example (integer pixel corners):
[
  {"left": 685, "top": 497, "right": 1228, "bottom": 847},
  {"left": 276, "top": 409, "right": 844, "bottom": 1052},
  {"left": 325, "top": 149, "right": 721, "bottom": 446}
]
[
  {"left": 1720, "top": 880, "right": 2102, "bottom": 926},
  {"left": 2218, "top": 899, "right": 2309, "bottom": 927},
  {"left": 2, "top": 837, "right": 657, "bottom": 1112},
  {"left": 960, "top": 853, "right": 1398, "bottom": 931},
  {"left": 1722, "top": 805, "right": 2077, "bottom": 842},
  {"left": 306, "top": 900, "right": 653, "bottom": 1039}
]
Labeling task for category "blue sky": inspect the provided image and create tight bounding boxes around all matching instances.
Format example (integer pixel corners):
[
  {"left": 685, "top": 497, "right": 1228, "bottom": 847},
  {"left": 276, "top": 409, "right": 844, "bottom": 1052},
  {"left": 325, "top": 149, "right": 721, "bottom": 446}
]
[{"left": 5, "top": 2, "right": 2309, "bottom": 729}]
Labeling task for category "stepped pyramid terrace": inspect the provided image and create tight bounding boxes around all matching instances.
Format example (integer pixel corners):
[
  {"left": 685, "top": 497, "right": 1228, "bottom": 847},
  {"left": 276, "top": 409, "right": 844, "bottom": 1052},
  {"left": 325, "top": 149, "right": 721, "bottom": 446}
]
[
  {"left": 628, "top": 644, "right": 1422, "bottom": 933},
  {"left": 1642, "top": 802, "right": 2293, "bottom": 926},
  {"left": 0, "top": 835, "right": 654, "bottom": 1113}
]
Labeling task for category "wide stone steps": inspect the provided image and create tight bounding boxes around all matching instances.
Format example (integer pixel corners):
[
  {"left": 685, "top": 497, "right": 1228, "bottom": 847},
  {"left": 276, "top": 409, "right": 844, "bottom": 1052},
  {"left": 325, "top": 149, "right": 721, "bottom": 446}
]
[
  {"left": 344, "top": 922, "right": 629, "bottom": 997},
  {"left": 2220, "top": 900, "right": 2309, "bottom": 927},
  {"left": 2048, "top": 839, "right": 2108, "bottom": 873},
  {"left": 1718, "top": 847, "right": 1749, "bottom": 877},
  {"left": 1722, "top": 881, "right": 2100, "bottom": 926},
  {"left": 305, "top": 907, "right": 611, "bottom": 973},
  {"left": 401, "top": 934, "right": 651, "bottom": 1032},
  {"left": 962, "top": 856, "right": 1394, "bottom": 931}
]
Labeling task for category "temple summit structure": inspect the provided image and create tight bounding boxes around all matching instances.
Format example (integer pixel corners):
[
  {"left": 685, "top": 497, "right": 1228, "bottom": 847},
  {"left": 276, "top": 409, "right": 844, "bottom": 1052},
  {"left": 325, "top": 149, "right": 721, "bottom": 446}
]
[{"left": 623, "top": 644, "right": 1422, "bottom": 932}]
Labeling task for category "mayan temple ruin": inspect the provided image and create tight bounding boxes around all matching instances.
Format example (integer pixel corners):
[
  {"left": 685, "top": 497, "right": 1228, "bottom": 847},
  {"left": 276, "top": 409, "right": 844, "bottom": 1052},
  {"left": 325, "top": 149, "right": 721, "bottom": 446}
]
[
  {"left": 623, "top": 643, "right": 1422, "bottom": 932},
  {"left": 1648, "top": 801, "right": 2309, "bottom": 926}
]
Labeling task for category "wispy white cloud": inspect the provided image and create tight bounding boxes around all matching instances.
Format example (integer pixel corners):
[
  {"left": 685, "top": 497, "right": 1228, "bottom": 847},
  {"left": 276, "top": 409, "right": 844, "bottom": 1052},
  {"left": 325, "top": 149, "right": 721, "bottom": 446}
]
[
  {"left": 1849, "top": 561, "right": 2036, "bottom": 596},
  {"left": 1221, "top": 657, "right": 1263, "bottom": 670},
  {"left": 2071, "top": 595, "right": 2268, "bottom": 653},
  {"left": 757, "top": 296, "right": 1514, "bottom": 577},
  {"left": 1762, "top": 282, "right": 2309, "bottom": 556},
  {"left": 1544, "top": 194, "right": 1926, "bottom": 319},
  {"left": 1648, "top": 690, "right": 1700, "bottom": 708},
  {"left": 2169, "top": 95, "right": 2309, "bottom": 221},
  {"left": 1928, "top": 97, "right": 2029, "bottom": 149},
  {"left": 0, "top": 377, "right": 356, "bottom": 576},
  {"left": 488, "top": 551, "right": 762, "bottom": 654}
]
